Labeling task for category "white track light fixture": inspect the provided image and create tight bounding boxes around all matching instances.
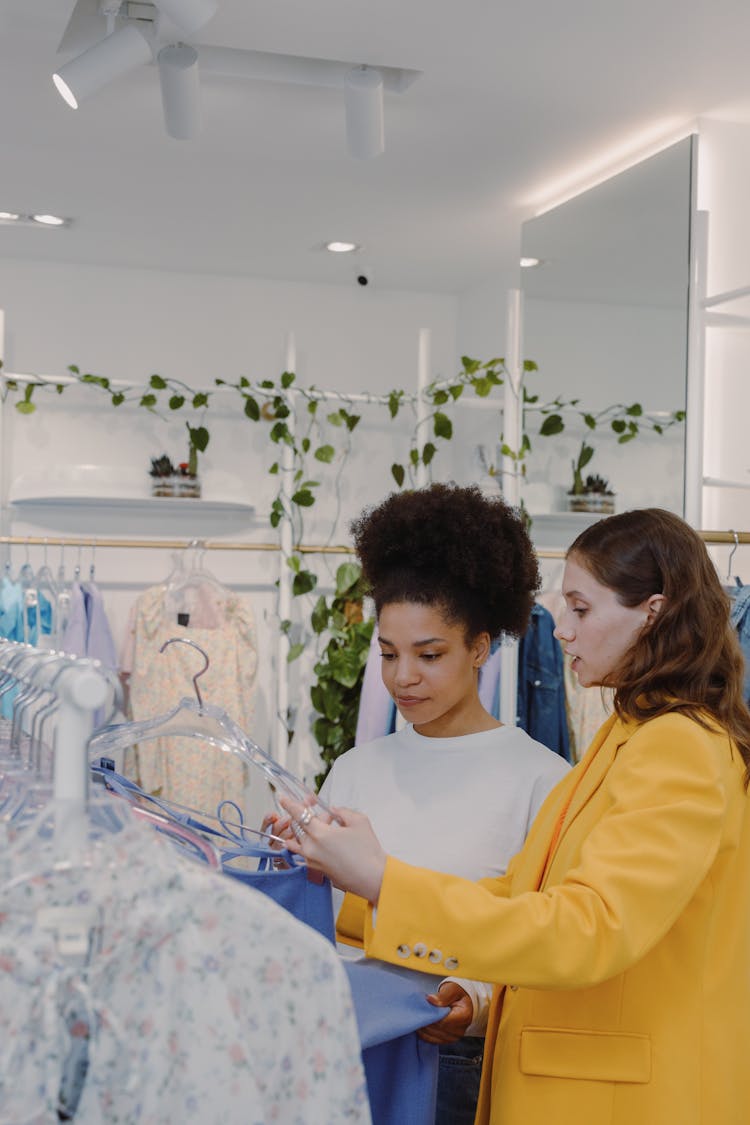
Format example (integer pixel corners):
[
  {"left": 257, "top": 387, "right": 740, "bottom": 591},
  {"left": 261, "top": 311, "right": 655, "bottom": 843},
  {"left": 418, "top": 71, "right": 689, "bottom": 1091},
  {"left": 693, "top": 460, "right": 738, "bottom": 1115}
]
[
  {"left": 53, "top": 24, "right": 152, "bottom": 109},
  {"left": 153, "top": 0, "right": 218, "bottom": 35},
  {"left": 344, "top": 66, "right": 385, "bottom": 159},
  {"left": 158, "top": 44, "right": 200, "bottom": 139}
]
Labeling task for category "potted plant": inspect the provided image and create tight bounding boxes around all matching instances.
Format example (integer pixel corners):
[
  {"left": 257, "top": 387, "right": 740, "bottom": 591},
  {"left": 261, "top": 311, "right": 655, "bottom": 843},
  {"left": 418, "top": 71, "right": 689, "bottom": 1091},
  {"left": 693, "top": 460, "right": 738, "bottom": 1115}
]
[
  {"left": 567, "top": 442, "right": 616, "bottom": 514},
  {"left": 149, "top": 453, "right": 178, "bottom": 497}
]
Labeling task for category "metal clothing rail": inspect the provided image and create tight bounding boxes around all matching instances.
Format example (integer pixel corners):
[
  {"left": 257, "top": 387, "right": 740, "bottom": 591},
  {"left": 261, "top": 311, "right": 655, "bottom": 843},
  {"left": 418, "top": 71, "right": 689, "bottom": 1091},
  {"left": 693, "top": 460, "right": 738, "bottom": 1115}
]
[{"left": 0, "top": 534, "right": 354, "bottom": 554}]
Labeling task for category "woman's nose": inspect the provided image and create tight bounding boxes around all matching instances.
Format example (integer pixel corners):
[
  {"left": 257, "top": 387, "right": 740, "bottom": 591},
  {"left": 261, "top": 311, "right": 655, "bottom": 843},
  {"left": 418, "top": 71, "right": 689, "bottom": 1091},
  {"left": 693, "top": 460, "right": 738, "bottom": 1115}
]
[
  {"left": 394, "top": 659, "right": 419, "bottom": 686},
  {"left": 554, "top": 617, "right": 574, "bottom": 643}
]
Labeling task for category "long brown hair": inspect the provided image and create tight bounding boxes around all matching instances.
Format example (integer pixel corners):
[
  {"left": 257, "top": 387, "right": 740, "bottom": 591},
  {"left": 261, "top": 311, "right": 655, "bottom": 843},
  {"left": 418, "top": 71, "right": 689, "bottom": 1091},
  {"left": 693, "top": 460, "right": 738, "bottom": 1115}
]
[{"left": 570, "top": 508, "right": 750, "bottom": 787}]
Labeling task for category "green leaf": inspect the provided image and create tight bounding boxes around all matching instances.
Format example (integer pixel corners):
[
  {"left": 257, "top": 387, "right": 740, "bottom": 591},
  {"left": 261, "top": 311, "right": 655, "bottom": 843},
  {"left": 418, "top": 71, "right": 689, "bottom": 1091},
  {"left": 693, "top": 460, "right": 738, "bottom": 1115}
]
[
  {"left": 432, "top": 389, "right": 449, "bottom": 405},
  {"left": 291, "top": 489, "right": 315, "bottom": 507},
  {"left": 293, "top": 570, "right": 318, "bottom": 596},
  {"left": 328, "top": 647, "right": 363, "bottom": 688},
  {"left": 448, "top": 384, "right": 464, "bottom": 400},
  {"left": 67, "top": 364, "right": 80, "bottom": 375},
  {"left": 243, "top": 395, "right": 260, "bottom": 421},
  {"left": 327, "top": 411, "right": 343, "bottom": 427},
  {"left": 579, "top": 444, "right": 595, "bottom": 469},
  {"left": 522, "top": 359, "right": 538, "bottom": 372},
  {"left": 270, "top": 510, "right": 282, "bottom": 528},
  {"left": 149, "top": 374, "right": 167, "bottom": 390},
  {"left": 611, "top": 419, "right": 626, "bottom": 434},
  {"left": 472, "top": 377, "right": 491, "bottom": 397},
  {"left": 192, "top": 392, "right": 209, "bottom": 408},
  {"left": 391, "top": 463, "right": 405, "bottom": 487},
  {"left": 618, "top": 432, "right": 637, "bottom": 444},
  {"left": 433, "top": 412, "right": 453, "bottom": 439},
  {"left": 55, "top": 384, "right": 65, "bottom": 395},
  {"left": 342, "top": 410, "right": 360, "bottom": 432},
  {"left": 388, "top": 391, "right": 402, "bottom": 418},
  {"left": 410, "top": 448, "right": 419, "bottom": 466},
  {"left": 281, "top": 371, "right": 295, "bottom": 389},
  {"left": 15, "top": 401, "right": 35, "bottom": 414},
  {"left": 140, "top": 393, "right": 157, "bottom": 408},
  {"left": 269, "top": 462, "right": 279, "bottom": 474},
  {"left": 422, "top": 441, "right": 437, "bottom": 465},
  {"left": 336, "top": 561, "right": 361, "bottom": 595},
  {"left": 287, "top": 554, "right": 301, "bottom": 573},
  {"left": 314, "top": 444, "right": 335, "bottom": 463},
  {"left": 259, "top": 380, "right": 274, "bottom": 389},
  {"left": 188, "top": 424, "right": 209, "bottom": 452},
  {"left": 461, "top": 356, "right": 481, "bottom": 374},
  {"left": 112, "top": 392, "right": 125, "bottom": 406},
  {"left": 539, "top": 414, "right": 564, "bottom": 436},
  {"left": 626, "top": 403, "right": 643, "bottom": 416},
  {"left": 287, "top": 643, "right": 305, "bottom": 663},
  {"left": 169, "top": 395, "right": 185, "bottom": 410},
  {"left": 270, "top": 421, "right": 291, "bottom": 444},
  {"left": 311, "top": 595, "right": 329, "bottom": 634},
  {"left": 653, "top": 424, "right": 663, "bottom": 435},
  {"left": 301, "top": 437, "right": 311, "bottom": 453},
  {"left": 583, "top": 413, "right": 596, "bottom": 429},
  {"left": 307, "top": 400, "right": 318, "bottom": 415}
]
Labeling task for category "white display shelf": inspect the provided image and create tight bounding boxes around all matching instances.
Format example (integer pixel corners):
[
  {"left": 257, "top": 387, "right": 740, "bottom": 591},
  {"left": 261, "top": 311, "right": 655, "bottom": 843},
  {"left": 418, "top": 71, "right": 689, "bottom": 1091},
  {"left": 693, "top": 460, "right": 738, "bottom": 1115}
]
[{"left": 10, "top": 495, "right": 255, "bottom": 514}]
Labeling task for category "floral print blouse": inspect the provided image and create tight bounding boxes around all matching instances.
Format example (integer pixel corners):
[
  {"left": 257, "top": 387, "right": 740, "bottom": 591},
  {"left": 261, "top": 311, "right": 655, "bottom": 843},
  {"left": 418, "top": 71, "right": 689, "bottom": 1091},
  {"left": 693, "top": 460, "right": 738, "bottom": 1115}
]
[{"left": 0, "top": 800, "right": 370, "bottom": 1124}]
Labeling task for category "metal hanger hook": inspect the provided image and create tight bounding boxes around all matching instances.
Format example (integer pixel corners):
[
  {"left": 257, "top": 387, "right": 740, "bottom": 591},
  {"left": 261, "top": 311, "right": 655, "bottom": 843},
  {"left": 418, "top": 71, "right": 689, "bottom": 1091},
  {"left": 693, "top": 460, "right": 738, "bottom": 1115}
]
[
  {"left": 728, "top": 529, "right": 739, "bottom": 580},
  {"left": 159, "top": 636, "right": 210, "bottom": 708}
]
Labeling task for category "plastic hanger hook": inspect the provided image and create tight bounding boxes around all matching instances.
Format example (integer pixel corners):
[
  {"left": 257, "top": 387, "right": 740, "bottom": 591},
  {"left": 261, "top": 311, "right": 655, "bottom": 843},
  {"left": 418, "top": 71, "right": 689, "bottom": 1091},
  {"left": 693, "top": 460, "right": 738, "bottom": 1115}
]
[{"left": 159, "top": 636, "right": 210, "bottom": 709}]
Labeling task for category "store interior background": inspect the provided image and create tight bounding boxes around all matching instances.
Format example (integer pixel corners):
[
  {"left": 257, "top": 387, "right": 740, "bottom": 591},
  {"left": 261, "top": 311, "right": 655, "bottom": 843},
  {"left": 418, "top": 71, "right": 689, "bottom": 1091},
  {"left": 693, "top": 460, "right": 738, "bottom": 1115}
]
[{"left": 2, "top": 2, "right": 750, "bottom": 807}]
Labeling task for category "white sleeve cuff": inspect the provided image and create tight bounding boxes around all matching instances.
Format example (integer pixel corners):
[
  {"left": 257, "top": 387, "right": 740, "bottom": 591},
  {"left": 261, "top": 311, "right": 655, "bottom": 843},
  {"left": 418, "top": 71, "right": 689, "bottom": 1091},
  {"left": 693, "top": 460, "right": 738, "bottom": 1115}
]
[{"left": 441, "top": 976, "right": 493, "bottom": 1037}]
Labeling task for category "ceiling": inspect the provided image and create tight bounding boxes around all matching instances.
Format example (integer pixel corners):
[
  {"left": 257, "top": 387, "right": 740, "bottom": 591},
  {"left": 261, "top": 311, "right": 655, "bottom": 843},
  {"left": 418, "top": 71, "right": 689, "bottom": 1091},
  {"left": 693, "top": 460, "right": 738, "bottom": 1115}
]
[{"left": 3, "top": 1, "right": 750, "bottom": 295}]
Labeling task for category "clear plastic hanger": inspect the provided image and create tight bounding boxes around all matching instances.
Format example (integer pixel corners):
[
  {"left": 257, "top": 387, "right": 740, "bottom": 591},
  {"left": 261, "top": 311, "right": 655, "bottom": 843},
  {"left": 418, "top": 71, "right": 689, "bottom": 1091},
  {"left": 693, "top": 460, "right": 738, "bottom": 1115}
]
[
  {"left": 725, "top": 530, "right": 743, "bottom": 590},
  {"left": 89, "top": 637, "right": 335, "bottom": 820}
]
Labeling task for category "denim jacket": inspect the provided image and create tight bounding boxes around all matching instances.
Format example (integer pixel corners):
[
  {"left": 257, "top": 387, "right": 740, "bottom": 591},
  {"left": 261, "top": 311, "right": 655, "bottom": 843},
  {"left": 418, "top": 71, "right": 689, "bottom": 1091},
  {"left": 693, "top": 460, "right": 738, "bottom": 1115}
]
[
  {"left": 516, "top": 603, "right": 570, "bottom": 761},
  {"left": 730, "top": 584, "right": 750, "bottom": 706}
]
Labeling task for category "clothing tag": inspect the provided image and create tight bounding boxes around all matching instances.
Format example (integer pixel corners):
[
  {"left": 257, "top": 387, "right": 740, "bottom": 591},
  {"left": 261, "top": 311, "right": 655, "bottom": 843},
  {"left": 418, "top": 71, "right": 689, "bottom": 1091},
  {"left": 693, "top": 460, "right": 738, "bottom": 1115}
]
[
  {"left": 177, "top": 611, "right": 190, "bottom": 626},
  {"left": 37, "top": 905, "right": 101, "bottom": 963}
]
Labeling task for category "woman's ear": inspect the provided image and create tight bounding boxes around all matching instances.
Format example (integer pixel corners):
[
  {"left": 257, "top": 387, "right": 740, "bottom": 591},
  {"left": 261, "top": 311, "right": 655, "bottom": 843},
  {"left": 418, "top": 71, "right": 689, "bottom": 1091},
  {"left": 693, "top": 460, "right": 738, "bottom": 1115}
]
[
  {"left": 645, "top": 593, "right": 666, "bottom": 622},
  {"left": 472, "top": 631, "right": 492, "bottom": 668}
]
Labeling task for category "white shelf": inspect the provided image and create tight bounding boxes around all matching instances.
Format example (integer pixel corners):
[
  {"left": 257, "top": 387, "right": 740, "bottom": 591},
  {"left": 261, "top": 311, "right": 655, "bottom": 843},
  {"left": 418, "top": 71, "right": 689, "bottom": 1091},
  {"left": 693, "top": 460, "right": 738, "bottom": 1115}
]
[{"left": 10, "top": 496, "right": 255, "bottom": 514}]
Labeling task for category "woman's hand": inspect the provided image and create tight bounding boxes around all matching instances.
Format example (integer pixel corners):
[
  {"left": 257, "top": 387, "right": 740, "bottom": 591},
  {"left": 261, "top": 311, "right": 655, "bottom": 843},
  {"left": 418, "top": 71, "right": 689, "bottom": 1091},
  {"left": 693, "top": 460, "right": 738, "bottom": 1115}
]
[
  {"left": 418, "top": 982, "right": 474, "bottom": 1045},
  {"left": 279, "top": 797, "right": 387, "bottom": 904}
]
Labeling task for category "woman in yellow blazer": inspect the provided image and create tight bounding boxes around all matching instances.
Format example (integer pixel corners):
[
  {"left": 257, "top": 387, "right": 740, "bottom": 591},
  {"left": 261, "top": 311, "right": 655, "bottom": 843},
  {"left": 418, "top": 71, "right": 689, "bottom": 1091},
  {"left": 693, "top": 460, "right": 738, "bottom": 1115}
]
[{"left": 284, "top": 508, "right": 750, "bottom": 1125}]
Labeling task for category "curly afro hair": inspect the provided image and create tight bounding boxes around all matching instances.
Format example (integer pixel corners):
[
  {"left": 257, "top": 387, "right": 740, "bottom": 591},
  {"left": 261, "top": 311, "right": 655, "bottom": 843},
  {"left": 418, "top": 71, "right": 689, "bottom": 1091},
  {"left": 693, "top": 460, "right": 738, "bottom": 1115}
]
[{"left": 350, "top": 482, "right": 540, "bottom": 640}]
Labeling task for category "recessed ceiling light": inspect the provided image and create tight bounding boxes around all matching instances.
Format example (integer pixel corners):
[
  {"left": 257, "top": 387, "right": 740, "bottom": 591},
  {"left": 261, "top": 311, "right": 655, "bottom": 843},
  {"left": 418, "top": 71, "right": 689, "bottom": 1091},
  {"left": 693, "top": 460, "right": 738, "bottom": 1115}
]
[
  {"left": 326, "top": 241, "right": 359, "bottom": 253},
  {"left": 32, "top": 214, "right": 67, "bottom": 226},
  {"left": 0, "top": 211, "right": 20, "bottom": 222},
  {"left": 520, "top": 256, "right": 541, "bottom": 268}
]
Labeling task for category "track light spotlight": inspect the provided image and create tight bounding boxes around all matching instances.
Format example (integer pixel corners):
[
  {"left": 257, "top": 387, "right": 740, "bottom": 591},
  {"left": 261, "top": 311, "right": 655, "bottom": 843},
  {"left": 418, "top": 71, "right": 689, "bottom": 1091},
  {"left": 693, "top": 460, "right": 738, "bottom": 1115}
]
[
  {"left": 53, "top": 25, "right": 152, "bottom": 109},
  {"left": 153, "top": 0, "right": 218, "bottom": 35},
  {"left": 344, "top": 66, "right": 385, "bottom": 160},
  {"left": 158, "top": 44, "right": 200, "bottom": 139}
]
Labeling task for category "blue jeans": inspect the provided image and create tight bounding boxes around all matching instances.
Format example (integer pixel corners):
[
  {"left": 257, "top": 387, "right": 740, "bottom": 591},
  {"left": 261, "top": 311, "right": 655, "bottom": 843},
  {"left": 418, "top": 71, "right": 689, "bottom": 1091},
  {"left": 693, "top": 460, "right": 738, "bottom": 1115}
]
[{"left": 435, "top": 1036, "right": 483, "bottom": 1125}]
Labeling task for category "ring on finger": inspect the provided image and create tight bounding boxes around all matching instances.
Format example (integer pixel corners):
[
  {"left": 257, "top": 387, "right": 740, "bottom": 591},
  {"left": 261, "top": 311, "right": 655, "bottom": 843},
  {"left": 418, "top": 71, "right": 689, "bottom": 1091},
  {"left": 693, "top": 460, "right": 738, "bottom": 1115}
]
[
  {"left": 291, "top": 820, "right": 306, "bottom": 841},
  {"left": 299, "top": 807, "right": 315, "bottom": 827}
]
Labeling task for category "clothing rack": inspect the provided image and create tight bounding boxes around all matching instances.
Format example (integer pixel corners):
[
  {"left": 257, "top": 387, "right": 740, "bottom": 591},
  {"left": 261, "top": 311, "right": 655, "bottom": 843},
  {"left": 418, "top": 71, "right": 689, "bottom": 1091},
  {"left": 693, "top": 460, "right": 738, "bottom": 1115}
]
[{"left": 0, "top": 534, "right": 353, "bottom": 554}]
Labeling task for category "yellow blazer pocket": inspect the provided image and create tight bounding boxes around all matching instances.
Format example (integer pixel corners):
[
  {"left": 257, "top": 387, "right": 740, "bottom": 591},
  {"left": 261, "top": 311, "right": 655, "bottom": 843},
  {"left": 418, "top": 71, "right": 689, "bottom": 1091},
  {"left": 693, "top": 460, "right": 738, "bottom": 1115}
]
[{"left": 519, "top": 1027, "right": 651, "bottom": 1084}]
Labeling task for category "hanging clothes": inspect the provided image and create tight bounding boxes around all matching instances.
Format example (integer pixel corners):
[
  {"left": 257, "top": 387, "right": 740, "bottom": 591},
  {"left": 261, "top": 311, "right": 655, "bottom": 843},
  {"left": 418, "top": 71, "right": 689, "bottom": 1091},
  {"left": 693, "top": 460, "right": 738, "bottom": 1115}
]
[
  {"left": 0, "top": 805, "right": 370, "bottom": 1124},
  {"left": 729, "top": 583, "right": 750, "bottom": 706},
  {"left": 121, "top": 581, "right": 258, "bottom": 810}
]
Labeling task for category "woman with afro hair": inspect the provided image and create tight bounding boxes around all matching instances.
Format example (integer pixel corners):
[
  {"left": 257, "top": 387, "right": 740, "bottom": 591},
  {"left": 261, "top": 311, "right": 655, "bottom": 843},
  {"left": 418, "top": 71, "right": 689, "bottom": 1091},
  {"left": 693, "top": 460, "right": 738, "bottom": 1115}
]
[{"left": 317, "top": 482, "right": 570, "bottom": 1125}]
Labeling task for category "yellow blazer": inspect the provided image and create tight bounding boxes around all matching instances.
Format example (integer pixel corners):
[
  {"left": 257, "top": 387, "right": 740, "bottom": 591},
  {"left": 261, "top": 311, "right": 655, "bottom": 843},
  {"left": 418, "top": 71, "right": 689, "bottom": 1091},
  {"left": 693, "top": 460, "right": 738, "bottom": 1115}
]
[{"left": 364, "top": 712, "right": 750, "bottom": 1125}]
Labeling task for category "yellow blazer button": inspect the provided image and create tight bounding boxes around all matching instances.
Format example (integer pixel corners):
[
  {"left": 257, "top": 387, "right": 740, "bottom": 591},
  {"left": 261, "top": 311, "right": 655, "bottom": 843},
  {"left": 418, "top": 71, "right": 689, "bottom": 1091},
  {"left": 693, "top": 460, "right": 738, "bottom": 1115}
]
[
  {"left": 428, "top": 949, "right": 443, "bottom": 964},
  {"left": 397, "top": 943, "right": 411, "bottom": 959},
  {"left": 509, "top": 984, "right": 519, "bottom": 991},
  {"left": 413, "top": 943, "right": 428, "bottom": 958},
  {"left": 444, "top": 956, "right": 459, "bottom": 971}
]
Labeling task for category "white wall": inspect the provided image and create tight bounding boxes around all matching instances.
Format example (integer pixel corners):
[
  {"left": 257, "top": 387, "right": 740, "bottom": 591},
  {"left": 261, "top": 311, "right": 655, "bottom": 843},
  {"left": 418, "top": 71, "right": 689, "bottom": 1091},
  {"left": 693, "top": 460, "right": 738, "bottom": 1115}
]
[{"left": 694, "top": 118, "right": 750, "bottom": 574}]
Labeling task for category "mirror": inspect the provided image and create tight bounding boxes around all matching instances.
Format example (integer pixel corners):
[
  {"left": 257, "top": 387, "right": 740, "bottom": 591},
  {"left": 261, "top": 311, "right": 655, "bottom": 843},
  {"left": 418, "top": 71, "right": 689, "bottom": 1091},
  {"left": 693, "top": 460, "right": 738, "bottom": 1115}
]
[{"left": 519, "top": 136, "right": 694, "bottom": 525}]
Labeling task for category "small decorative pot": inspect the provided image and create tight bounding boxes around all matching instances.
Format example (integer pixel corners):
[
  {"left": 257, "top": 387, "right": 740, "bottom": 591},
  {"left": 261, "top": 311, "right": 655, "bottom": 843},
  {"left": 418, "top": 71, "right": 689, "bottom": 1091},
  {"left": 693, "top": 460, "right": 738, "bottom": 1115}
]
[
  {"left": 150, "top": 474, "right": 201, "bottom": 498},
  {"left": 568, "top": 493, "right": 615, "bottom": 515}
]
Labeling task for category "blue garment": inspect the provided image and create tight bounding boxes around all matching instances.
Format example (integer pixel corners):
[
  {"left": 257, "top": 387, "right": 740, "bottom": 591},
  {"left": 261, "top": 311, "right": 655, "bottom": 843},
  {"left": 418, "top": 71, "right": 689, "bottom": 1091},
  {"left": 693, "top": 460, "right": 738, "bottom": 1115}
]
[
  {"left": 344, "top": 959, "right": 446, "bottom": 1125},
  {"left": 517, "top": 603, "right": 570, "bottom": 761},
  {"left": 729, "top": 584, "right": 750, "bottom": 706}
]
